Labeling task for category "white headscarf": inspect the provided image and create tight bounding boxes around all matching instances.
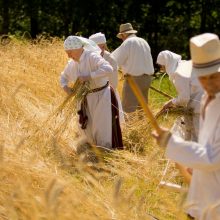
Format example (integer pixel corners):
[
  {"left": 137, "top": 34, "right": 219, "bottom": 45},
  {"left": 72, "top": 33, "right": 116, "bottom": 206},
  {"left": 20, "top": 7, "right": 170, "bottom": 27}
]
[
  {"left": 64, "top": 36, "right": 101, "bottom": 53},
  {"left": 157, "top": 50, "right": 182, "bottom": 78},
  {"left": 89, "top": 32, "right": 106, "bottom": 45}
]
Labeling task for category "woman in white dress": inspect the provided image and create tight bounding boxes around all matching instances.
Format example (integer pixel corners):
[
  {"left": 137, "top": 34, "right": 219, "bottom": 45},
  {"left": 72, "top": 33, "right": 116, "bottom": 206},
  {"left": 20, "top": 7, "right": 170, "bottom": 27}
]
[{"left": 157, "top": 50, "right": 204, "bottom": 141}]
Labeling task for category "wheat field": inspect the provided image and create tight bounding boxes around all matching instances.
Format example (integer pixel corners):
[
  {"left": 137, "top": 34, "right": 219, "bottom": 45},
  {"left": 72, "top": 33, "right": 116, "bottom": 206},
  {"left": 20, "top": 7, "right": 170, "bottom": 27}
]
[{"left": 0, "top": 37, "right": 189, "bottom": 220}]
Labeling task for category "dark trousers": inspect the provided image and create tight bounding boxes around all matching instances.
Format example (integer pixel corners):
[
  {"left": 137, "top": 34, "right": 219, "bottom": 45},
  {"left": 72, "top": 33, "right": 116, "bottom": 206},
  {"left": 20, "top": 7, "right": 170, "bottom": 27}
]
[{"left": 122, "top": 74, "right": 152, "bottom": 113}]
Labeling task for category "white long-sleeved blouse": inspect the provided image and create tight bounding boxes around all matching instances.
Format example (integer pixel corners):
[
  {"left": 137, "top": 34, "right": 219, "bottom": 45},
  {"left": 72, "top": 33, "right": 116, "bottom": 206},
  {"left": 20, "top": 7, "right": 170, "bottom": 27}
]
[
  {"left": 60, "top": 50, "right": 113, "bottom": 90},
  {"left": 166, "top": 92, "right": 220, "bottom": 219}
]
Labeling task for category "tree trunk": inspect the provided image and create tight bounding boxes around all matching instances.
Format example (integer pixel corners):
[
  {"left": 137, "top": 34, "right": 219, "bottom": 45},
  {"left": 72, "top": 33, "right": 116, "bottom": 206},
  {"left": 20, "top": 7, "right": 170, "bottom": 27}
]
[
  {"left": 200, "top": 0, "right": 207, "bottom": 33},
  {"left": 2, "top": 0, "right": 10, "bottom": 34},
  {"left": 27, "top": 0, "right": 39, "bottom": 38}
]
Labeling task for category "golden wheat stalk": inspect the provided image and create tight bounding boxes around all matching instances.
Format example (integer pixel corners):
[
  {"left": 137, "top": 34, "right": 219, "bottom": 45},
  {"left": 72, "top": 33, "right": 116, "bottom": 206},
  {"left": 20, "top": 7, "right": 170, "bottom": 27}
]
[{"left": 43, "top": 79, "right": 90, "bottom": 124}]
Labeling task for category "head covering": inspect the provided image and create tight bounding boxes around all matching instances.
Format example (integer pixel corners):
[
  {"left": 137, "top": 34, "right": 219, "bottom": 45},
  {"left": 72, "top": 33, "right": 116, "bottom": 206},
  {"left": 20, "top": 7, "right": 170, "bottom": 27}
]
[
  {"left": 190, "top": 33, "right": 220, "bottom": 77},
  {"left": 157, "top": 50, "right": 182, "bottom": 78},
  {"left": 117, "top": 23, "right": 137, "bottom": 39},
  {"left": 64, "top": 36, "right": 101, "bottom": 53},
  {"left": 64, "top": 36, "right": 83, "bottom": 50},
  {"left": 89, "top": 32, "right": 106, "bottom": 45}
]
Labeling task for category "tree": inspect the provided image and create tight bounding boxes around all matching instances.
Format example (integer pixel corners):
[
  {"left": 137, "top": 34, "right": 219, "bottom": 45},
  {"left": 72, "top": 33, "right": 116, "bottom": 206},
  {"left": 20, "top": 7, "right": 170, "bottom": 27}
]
[{"left": 0, "top": 0, "right": 10, "bottom": 34}]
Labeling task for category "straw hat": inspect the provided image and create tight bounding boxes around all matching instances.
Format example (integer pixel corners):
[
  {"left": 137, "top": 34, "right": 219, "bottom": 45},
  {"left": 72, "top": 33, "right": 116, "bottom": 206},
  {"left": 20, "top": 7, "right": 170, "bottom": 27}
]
[
  {"left": 176, "top": 33, "right": 220, "bottom": 78},
  {"left": 190, "top": 33, "right": 220, "bottom": 77},
  {"left": 117, "top": 23, "right": 137, "bottom": 39}
]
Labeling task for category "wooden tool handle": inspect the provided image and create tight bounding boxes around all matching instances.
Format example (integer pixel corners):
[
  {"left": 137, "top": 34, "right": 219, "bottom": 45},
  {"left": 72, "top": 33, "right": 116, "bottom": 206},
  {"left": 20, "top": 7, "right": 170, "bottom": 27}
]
[{"left": 126, "top": 75, "right": 162, "bottom": 134}]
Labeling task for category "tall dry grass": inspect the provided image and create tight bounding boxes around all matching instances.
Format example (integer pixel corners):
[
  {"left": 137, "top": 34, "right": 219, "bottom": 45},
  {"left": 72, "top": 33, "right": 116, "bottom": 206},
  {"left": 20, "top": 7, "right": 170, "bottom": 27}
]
[{"left": 0, "top": 37, "right": 189, "bottom": 220}]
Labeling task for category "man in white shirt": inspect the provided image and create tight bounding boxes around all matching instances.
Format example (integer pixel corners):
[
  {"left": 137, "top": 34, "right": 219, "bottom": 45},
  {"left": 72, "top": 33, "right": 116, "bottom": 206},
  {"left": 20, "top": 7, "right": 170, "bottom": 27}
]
[
  {"left": 153, "top": 33, "right": 220, "bottom": 220},
  {"left": 60, "top": 36, "right": 123, "bottom": 149},
  {"left": 111, "top": 23, "right": 154, "bottom": 113}
]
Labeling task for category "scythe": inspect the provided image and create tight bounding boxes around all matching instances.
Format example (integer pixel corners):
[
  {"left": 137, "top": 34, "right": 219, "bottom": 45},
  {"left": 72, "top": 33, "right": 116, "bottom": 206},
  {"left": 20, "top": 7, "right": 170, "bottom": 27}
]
[{"left": 126, "top": 75, "right": 191, "bottom": 184}]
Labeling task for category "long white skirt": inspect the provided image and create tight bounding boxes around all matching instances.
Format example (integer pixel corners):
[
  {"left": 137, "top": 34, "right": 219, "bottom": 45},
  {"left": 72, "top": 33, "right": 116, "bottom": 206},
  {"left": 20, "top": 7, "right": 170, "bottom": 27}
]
[{"left": 79, "top": 86, "right": 112, "bottom": 148}]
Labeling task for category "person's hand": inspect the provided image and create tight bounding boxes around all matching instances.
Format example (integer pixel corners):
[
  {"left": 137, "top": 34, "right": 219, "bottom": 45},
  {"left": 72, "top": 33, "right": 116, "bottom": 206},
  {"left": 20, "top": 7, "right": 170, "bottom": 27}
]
[
  {"left": 152, "top": 128, "right": 171, "bottom": 148},
  {"left": 186, "top": 167, "right": 193, "bottom": 175},
  {"left": 63, "top": 86, "right": 73, "bottom": 95},
  {"left": 162, "top": 100, "right": 174, "bottom": 111},
  {"left": 78, "top": 74, "right": 91, "bottom": 83}
]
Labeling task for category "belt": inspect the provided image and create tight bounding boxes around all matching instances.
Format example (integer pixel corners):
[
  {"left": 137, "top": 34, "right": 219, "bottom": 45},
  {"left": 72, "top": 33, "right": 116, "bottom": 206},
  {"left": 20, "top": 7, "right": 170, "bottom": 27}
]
[
  {"left": 88, "top": 81, "right": 109, "bottom": 94},
  {"left": 124, "top": 73, "right": 149, "bottom": 77}
]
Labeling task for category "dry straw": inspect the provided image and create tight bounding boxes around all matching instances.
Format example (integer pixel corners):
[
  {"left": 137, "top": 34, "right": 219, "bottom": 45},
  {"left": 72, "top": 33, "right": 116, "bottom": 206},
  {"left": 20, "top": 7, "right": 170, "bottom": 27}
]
[{"left": 0, "top": 37, "right": 189, "bottom": 220}]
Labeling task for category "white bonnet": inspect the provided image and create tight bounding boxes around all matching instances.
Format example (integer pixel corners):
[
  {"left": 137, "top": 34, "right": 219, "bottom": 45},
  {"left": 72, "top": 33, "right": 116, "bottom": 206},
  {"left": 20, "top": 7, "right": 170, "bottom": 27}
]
[
  {"left": 64, "top": 36, "right": 101, "bottom": 53},
  {"left": 64, "top": 36, "right": 83, "bottom": 50},
  {"left": 157, "top": 50, "right": 182, "bottom": 76},
  {"left": 89, "top": 32, "right": 106, "bottom": 45}
]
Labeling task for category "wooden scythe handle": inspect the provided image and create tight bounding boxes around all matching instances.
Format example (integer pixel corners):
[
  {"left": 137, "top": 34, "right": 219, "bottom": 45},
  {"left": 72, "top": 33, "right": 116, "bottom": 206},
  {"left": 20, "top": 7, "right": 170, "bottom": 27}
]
[
  {"left": 126, "top": 75, "right": 162, "bottom": 134},
  {"left": 126, "top": 75, "right": 191, "bottom": 184}
]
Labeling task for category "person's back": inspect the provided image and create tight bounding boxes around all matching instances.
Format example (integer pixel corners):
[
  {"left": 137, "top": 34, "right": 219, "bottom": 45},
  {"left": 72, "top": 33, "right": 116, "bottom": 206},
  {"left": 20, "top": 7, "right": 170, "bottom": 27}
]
[
  {"left": 112, "top": 34, "right": 154, "bottom": 76},
  {"left": 111, "top": 23, "right": 154, "bottom": 113},
  {"left": 157, "top": 51, "right": 204, "bottom": 140}
]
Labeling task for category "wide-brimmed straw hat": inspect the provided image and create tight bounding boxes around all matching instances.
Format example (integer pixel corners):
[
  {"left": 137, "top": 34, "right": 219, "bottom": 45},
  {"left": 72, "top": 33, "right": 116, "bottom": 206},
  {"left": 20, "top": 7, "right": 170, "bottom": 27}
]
[
  {"left": 190, "top": 33, "right": 220, "bottom": 77},
  {"left": 177, "top": 33, "right": 220, "bottom": 78},
  {"left": 117, "top": 23, "right": 137, "bottom": 39}
]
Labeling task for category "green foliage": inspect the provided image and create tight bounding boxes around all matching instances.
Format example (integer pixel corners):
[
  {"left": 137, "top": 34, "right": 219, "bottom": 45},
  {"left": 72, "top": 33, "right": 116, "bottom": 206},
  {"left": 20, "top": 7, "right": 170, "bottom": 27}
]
[
  {"left": 1, "top": 0, "right": 220, "bottom": 60},
  {"left": 150, "top": 74, "right": 177, "bottom": 108}
]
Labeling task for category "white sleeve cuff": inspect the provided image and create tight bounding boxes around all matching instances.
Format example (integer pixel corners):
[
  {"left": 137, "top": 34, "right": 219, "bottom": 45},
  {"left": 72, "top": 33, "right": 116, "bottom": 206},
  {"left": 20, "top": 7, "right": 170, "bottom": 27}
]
[
  {"left": 90, "top": 71, "right": 96, "bottom": 79},
  {"left": 171, "top": 98, "right": 177, "bottom": 105},
  {"left": 60, "top": 76, "right": 68, "bottom": 88},
  {"left": 166, "top": 135, "right": 184, "bottom": 159}
]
